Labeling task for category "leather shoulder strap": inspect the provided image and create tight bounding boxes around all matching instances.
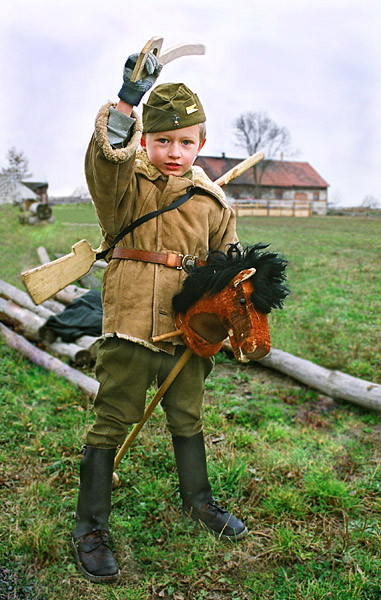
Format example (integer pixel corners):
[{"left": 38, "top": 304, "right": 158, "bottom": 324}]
[{"left": 96, "top": 187, "right": 198, "bottom": 260}]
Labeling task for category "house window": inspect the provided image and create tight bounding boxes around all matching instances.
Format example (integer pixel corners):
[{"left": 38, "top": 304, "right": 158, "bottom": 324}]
[{"left": 313, "top": 192, "right": 320, "bottom": 201}]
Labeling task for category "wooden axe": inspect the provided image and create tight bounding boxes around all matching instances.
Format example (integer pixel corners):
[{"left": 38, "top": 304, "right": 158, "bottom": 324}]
[
  {"left": 130, "top": 36, "right": 205, "bottom": 82},
  {"left": 22, "top": 152, "right": 264, "bottom": 305}
]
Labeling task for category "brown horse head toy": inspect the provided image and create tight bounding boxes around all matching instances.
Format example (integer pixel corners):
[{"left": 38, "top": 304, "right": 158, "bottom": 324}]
[{"left": 172, "top": 243, "right": 288, "bottom": 362}]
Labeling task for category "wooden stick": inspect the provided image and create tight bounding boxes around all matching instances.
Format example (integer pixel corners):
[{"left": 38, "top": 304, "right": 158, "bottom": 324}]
[
  {"left": 214, "top": 151, "right": 264, "bottom": 186},
  {"left": 113, "top": 348, "right": 192, "bottom": 471},
  {"left": 151, "top": 330, "right": 183, "bottom": 343}
]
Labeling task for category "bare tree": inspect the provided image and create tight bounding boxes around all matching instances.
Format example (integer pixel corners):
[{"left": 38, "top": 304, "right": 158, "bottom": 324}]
[
  {"left": 234, "top": 111, "right": 294, "bottom": 198},
  {"left": 0, "top": 147, "right": 32, "bottom": 204},
  {"left": 361, "top": 195, "right": 379, "bottom": 209},
  {"left": 72, "top": 186, "right": 92, "bottom": 200}
]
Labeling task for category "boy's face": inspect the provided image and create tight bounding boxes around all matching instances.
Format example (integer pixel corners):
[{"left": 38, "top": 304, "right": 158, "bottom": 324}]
[{"left": 142, "top": 124, "right": 205, "bottom": 177}]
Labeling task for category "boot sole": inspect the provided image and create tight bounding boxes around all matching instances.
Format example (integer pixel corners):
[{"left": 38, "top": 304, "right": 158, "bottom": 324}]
[
  {"left": 184, "top": 511, "right": 249, "bottom": 542},
  {"left": 71, "top": 539, "right": 120, "bottom": 584},
  {"left": 201, "top": 522, "right": 249, "bottom": 541}
]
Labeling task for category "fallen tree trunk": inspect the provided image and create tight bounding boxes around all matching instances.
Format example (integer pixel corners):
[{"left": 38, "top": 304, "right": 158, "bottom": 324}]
[
  {"left": 48, "top": 340, "right": 91, "bottom": 366},
  {"left": 29, "top": 202, "right": 52, "bottom": 220},
  {"left": 41, "top": 298, "right": 66, "bottom": 313},
  {"left": 0, "top": 279, "right": 54, "bottom": 320},
  {"left": 222, "top": 341, "right": 381, "bottom": 412},
  {"left": 37, "top": 246, "right": 51, "bottom": 265},
  {"left": 54, "top": 285, "right": 89, "bottom": 305},
  {"left": 75, "top": 335, "right": 102, "bottom": 362},
  {"left": 0, "top": 297, "right": 45, "bottom": 341},
  {"left": 94, "top": 259, "right": 107, "bottom": 269},
  {"left": 0, "top": 297, "right": 92, "bottom": 365},
  {"left": 0, "top": 322, "right": 98, "bottom": 399},
  {"left": 19, "top": 214, "right": 39, "bottom": 225}
]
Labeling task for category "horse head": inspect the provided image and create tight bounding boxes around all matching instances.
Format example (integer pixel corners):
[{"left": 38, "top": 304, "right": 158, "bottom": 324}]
[{"left": 172, "top": 243, "right": 288, "bottom": 363}]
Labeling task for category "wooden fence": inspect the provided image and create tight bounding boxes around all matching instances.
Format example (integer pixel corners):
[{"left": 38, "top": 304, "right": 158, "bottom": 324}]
[{"left": 231, "top": 198, "right": 312, "bottom": 217}]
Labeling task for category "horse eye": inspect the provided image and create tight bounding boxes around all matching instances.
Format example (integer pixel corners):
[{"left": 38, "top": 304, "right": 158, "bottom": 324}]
[{"left": 240, "top": 297, "right": 246, "bottom": 306}]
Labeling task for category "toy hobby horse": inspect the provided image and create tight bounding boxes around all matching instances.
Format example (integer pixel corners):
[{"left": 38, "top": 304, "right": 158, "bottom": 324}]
[
  {"left": 113, "top": 243, "right": 288, "bottom": 479},
  {"left": 172, "top": 243, "right": 288, "bottom": 362}
]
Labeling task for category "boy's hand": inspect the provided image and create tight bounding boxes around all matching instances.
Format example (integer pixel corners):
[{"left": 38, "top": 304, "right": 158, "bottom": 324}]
[{"left": 118, "top": 52, "right": 162, "bottom": 106}]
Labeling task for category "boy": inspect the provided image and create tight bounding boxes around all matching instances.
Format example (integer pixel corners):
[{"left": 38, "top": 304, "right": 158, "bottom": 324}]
[{"left": 72, "top": 51, "right": 247, "bottom": 584}]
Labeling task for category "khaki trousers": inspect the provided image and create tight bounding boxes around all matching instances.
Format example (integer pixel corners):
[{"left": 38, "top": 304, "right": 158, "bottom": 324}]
[{"left": 86, "top": 337, "right": 214, "bottom": 448}]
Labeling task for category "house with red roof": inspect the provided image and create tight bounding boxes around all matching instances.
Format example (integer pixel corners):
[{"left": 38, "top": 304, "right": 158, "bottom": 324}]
[{"left": 195, "top": 155, "right": 329, "bottom": 216}]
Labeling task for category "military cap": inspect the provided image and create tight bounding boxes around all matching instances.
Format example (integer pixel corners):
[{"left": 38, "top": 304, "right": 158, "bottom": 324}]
[{"left": 142, "top": 83, "right": 206, "bottom": 133}]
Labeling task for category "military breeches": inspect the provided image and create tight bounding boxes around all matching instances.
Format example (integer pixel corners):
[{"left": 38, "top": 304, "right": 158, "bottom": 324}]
[{"left": 86, "top": 337, "right": 214, "bottom": 448}]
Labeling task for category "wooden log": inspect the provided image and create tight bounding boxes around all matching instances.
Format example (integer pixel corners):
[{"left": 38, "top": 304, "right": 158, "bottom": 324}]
[
  {"left": 29, "top": 202, "right": 52, "bottom": 220},
  {"left": 54, "top": 286, "right": 89, "bottom": 304},
  {"left": 0, "top": 279, "right": 53, "bottom": 320},
  {"left": 47, "top": 340, "right": 91, "bottom": 366},
  {"left": 94, "top": 259, "right": 107, "bottom": 270},
  {"left": 38, "top": 324, "right": 58, "bottom": 344},
  {"left": 37, "top": 246, "right": 51, "bottom": 264},
  {"left": 19, "top": 214, "right": 39, "bottom": 225},
  {"left": 0, "top": 297, "right": 91, "bottom": 365},
  {"left": 260, "top": 348, "right": 381, "bottom": 412},
  {"left": 74, "top": 335, "right": 102, "bottom": 362},
  {"left": 221, "top": 341, "right": 381, "bottom": 412},
  {"left": 0, "top": 297, "right": 45, "bottom": 341},
  {"left": 0, "top": 322, "right": 99, "bottom": 399},
  {"left": 40, "top": 298, "right": 66, "bottom": 313},
  {"left": 75, "top": 335, "right": 101, "bottom": 349},
  {"left": 74, "top": 335, "right": 103, "bottom": 362},
  {"left": 77, "top": 272, "right": 101, "bottom": 290}
]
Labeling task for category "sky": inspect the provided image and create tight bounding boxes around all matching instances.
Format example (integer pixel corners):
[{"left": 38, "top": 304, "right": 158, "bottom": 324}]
[{"left": 0, "top": 0, "right": 380, "bottom": 207}]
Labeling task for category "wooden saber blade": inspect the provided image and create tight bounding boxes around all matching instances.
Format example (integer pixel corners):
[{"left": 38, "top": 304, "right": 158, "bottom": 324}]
[
  {"left": 22, "top": 240, "right": 96, "bottom": 305},
  {"left": 130, "top": 36, "right": 205, "bottom": 83},
  {"left": 21, "top": 151, "right": 264, "bottom": 305}
]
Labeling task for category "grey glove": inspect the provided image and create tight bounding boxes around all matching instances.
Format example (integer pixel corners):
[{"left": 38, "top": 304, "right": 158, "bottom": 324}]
[{"left": 118, "top": 52, "right": 162, "bottom": 106}]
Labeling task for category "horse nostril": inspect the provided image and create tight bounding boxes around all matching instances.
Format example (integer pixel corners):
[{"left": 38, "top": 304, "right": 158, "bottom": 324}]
[{"left": 240, "top": 298, "right": 246, "bottom": 306}]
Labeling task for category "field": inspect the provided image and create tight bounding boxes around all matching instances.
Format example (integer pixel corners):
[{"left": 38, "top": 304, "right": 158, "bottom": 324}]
[{"left": 0, "top": 204, "right": 380, "bottom": 599}]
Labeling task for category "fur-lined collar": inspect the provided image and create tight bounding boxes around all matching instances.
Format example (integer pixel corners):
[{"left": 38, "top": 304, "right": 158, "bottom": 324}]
[{"left": 135, "top": 147, "right": 228, "bottom": 208}]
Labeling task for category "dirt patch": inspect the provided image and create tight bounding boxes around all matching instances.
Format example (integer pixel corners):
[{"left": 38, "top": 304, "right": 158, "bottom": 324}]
[{"left": 214, "top": 356, "right": 300, "bottom": 391}]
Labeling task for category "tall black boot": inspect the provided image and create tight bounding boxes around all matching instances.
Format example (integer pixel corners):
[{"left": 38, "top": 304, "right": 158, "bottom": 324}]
[
  {"left": 71, "top": 446, "right": 119, "bottom": 583},
  {"left": 172, "top": 432, "right": 248, "bottom": 541}
]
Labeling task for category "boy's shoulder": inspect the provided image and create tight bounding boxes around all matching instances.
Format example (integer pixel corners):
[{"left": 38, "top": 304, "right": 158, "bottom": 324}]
[{"left": 192, "top": 165, "right": 228, "bottom": 209}]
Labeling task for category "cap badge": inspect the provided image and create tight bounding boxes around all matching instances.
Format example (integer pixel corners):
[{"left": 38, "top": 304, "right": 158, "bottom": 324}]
[
  {"left": 186, "top": 103, "right": 198, "bottom": 115},
  {"left": 172, "top": 114, "right": 180, "bottom": 126}
]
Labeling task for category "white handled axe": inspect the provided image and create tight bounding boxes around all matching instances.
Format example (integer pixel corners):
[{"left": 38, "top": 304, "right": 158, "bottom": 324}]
[{"left": 130, "top": 36, "right": 205, "bottom": 82}]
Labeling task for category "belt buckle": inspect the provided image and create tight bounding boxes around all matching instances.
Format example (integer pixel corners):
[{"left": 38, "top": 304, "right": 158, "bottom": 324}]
[{"left": 181, "top": 254, "right": 197, "bottom": 272}]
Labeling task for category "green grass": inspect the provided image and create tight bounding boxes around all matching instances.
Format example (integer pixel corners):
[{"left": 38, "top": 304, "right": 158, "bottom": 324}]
[
  {"left": 238, "top": 216, "right": 381, "bottom": 382},
  {"left": 1, "top": 205, "right": 380, "bottom": 598},
  {"left": 1, "top": 203, "right": 102, "bottom": 288}
]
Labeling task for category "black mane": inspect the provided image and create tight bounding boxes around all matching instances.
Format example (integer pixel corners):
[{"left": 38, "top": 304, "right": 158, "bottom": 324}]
[{"left": 172, "top": 243, "right": 288, "bottom": 315}]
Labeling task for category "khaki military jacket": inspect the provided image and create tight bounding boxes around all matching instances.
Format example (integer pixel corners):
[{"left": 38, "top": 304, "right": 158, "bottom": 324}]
[{"left": 85, "top": 102, "right": 238, "bottom": 354}]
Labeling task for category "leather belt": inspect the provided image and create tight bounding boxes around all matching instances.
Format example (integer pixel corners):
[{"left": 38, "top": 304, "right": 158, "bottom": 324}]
[{"left": 111, "top": 247, "right": 205, "bottom": 271}]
